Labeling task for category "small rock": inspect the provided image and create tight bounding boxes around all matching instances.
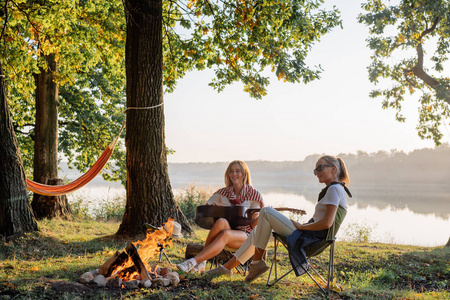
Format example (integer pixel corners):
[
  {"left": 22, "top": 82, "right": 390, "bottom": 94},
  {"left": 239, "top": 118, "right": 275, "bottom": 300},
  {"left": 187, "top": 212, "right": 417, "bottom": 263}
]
[
  {"left": 123, "top": 280, "right": 140, "bottom": 290},
  {"left": 165, "top": 273, "right": 180, "bottom": 286},
  {"left": 79, "top": 271, "right": 94, "bottom": 284},
  {"left": 159, "top": 267, "right": 172, "bottom": 276},
  {"left": 153, "top": 277, "right": 170, "bottom": 287},
  {"left": 106, "top": 277, "right": 122, "bottom": 288},
  {"left": 91, "top": 269, "right": 99, "bottom": 277},
  {"left": 167, "top": 272, "right": 179, "bottom": 279},
  {"left": 93, "top": 275, "right": 107, "bottom": 287},
  {"left": 139, "top": 279, "right": 152, "bottom": 288}
]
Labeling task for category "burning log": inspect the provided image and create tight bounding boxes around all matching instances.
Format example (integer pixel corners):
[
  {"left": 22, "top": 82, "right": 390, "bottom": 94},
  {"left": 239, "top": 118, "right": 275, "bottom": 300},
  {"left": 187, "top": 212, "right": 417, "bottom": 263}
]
[
  {"left": 111, "top": 266, "right": 137, "bottom": 280},
  {"left": 125, "top": 242, "right": 151, "bottom": 281},
  {"left": 105, "top": 251, "right": 130, "bottom": 278},
  {"left": 98, "top": 251, "right": 119, "bottom": 276}
]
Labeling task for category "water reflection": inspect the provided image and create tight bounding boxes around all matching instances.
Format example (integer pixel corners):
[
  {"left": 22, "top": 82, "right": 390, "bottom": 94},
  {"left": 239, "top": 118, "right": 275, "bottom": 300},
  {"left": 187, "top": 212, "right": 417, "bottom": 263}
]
[
  {"left": 171, "top": 178, "right": 450, "bottom": 220},
  {"left": 68, "top": 181, "right": 449, "bottom": 247},
  {"left": 263, "top": 192, "right": 449, "bottom": 247}
]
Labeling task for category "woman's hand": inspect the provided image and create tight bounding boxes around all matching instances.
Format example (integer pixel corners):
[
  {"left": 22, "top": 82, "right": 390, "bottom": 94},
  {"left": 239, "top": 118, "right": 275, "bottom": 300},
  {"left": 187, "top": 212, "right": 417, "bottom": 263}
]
[
  {"left": 236, "top": 225, "right": 253, "bottom": 232},
  {"left": 291, "top": 205, "right": 337, "bottom": 231},
  {"left": 291, "top": 219, "right": 304, "bottom": 230}
]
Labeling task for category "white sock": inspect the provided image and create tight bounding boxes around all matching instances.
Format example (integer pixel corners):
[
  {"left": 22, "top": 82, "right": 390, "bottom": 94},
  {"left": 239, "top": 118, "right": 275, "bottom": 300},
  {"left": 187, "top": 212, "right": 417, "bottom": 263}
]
[
  {"left": 190, "top": 258, "right": 197, "bottom": 265},
  {"left": 251, "top": 260, "right": 260, "bottom": 265}
]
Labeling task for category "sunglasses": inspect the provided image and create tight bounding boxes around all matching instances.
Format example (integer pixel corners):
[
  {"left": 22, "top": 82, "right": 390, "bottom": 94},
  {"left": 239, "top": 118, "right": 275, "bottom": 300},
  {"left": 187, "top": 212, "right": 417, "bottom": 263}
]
[{"left": 313, "top": 164, "right": 333, "bottom": 174}]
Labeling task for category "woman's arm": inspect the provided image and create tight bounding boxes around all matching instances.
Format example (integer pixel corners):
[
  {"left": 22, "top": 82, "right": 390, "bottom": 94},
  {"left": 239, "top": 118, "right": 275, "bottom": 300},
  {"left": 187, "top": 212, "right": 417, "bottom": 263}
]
[
  {"left": 205, "top": 193, "right": 229, "bottom": 206},
  {"left": 291, "top": 204, "right": 337, "bottom": 231}
]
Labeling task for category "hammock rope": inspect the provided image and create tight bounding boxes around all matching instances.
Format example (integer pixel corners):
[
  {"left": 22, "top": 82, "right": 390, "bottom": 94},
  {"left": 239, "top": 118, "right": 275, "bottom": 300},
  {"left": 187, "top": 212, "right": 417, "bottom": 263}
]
[{"left": 26, "top": 121, "right": 126, "bottom": 196}]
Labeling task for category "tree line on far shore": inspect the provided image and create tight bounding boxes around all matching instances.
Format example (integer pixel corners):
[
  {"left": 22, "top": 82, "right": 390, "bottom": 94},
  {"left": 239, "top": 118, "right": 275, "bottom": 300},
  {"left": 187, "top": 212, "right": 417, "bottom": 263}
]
[{"left": 168, "top": 144, "right": 450, "bottom": 188}]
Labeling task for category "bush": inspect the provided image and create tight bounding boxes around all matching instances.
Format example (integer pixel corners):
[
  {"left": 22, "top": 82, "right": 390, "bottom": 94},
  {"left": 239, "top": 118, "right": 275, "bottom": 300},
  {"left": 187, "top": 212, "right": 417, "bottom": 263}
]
[
  {"left": 70, "top": 195, "right": 91, "bottom": 219},
  {"left": 69, "top": 194, "right": 125, "bottom": 221},
  {"left": 175, "top": 184, "right": 215, "bottom": 224},
  {"left": 344, "top": 222, "right": 375, "bottom": 243},
  {"left": 92, "top": 196, "right": 125, "bottom": 221}
]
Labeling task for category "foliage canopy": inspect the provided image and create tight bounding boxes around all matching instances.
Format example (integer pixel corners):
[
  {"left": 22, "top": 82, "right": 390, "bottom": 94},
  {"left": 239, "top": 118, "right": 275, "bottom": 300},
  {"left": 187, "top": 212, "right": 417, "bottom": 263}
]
[
  {"left": 162, "top": 0, "right": 342, "bottom": 98},
  {"left": 1, "top": 0, "right": 342, "bottom": 184},
  {"left": 359, "top": 0, "right": 450, "bottom": 145},
  {"left": 1, "top": 0, "right": 127, "bottom": 179}
]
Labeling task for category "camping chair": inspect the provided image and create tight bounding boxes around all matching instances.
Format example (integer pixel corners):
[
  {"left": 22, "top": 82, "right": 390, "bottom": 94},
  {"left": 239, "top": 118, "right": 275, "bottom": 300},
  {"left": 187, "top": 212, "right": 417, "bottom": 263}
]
[{"left": 266, "top": 205, "right": 347, "bottom": 296}]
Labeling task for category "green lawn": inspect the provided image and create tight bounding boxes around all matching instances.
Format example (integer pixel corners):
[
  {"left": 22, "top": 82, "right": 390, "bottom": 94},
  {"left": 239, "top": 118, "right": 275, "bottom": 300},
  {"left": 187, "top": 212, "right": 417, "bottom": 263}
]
[{"left": 1, "top": 218, "right": 449, "bottom": 299}]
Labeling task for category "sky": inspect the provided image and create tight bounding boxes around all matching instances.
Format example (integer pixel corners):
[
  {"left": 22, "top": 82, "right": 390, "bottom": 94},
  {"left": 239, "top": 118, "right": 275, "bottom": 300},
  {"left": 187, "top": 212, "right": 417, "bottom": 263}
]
[{"left": 163, "top": 1, "right": 445, "bottom": 164}]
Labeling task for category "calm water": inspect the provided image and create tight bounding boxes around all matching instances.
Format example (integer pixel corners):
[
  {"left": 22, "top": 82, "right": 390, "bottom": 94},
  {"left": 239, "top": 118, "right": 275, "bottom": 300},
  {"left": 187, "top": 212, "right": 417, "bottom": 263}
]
[{"left": 69, "top": 181, "right": 450, "bottom": 247}]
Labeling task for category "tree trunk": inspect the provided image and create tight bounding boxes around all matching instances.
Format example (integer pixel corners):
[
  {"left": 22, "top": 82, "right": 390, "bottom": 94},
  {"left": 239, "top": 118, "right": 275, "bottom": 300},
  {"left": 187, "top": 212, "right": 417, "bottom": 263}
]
[
  {"left": 31, "top": 178, "right": 73, "bottom": 219},
  {"left": 0, "top": 64, "right": 39, "bottom": 238},
  {"left": 117, "top": 0, "right": 191, "bottom": 236},
  {"left": 30, "top": 54, "right": 72, "bottom": 219}
]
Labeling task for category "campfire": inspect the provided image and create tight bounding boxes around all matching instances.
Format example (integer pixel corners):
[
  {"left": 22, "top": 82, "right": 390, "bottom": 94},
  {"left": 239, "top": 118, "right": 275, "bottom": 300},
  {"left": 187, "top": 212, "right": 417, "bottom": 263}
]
[{"left": 78, "top": 219, "right": 181, "bottom": 289}]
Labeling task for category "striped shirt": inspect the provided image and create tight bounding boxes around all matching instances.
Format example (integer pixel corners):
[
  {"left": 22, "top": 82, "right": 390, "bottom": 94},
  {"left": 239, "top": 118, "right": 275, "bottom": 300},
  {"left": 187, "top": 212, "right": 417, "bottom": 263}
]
[{"left": 206, "top": 185, "right": 264, "bottom": 209}]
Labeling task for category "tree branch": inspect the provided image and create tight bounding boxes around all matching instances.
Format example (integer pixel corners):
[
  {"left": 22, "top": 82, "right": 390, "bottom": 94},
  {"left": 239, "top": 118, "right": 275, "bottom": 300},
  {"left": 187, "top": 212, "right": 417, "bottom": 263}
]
[
  {"left": 411, "top": 17, "right": 450, "bottom": 105},
  {"left": 0, "top": 0, "right": 8, "bottom": 43}
]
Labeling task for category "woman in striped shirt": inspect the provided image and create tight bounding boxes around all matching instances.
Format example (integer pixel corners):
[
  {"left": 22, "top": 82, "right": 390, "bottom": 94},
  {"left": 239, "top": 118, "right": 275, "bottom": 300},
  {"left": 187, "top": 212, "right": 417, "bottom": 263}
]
[{"left": 177, "top": 160, "right": 264, "bottom": 274}]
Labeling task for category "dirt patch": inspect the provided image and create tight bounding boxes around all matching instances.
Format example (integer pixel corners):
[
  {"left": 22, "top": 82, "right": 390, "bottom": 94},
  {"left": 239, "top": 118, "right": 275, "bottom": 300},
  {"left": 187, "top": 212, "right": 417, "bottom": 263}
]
[{"left": 51, "top": 280, "right": 94, "bottom": 295}]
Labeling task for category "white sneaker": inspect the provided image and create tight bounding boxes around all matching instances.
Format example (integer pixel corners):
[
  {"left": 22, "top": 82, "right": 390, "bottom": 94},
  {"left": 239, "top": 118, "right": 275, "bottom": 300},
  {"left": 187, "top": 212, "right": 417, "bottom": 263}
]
[
  {"left": 192, "top": 261, "right": 207, "bottom": 273},
  {"left": 176, "top": 258, "right": 196, "bottom": 273}
]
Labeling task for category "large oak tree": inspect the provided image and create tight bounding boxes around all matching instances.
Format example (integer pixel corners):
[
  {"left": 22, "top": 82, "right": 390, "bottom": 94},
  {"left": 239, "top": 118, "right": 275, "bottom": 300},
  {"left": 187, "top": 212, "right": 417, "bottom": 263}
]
[{"left": 0, "top": 64, "right": 38, "bottom": 238}]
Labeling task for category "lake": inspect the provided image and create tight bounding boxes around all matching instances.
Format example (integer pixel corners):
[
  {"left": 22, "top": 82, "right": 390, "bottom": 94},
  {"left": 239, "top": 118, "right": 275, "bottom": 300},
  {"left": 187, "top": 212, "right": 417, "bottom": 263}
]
[{"left": 68, "top": 178, "right": 450, "bottom": 247}]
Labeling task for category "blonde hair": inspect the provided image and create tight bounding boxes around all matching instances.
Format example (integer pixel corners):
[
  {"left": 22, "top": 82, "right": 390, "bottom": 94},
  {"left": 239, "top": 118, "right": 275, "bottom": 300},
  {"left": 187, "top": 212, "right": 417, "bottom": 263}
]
[
  {"left": 320, "top": 155, "right": 350, "bottom": 186},
  {"left": 224, "top": 160, "right": 252, "bottom": 187}
]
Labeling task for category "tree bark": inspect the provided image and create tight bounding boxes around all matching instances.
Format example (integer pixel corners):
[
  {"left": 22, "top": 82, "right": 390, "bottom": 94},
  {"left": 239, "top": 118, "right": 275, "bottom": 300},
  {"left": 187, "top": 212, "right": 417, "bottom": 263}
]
[
  {"left": 31, "top": 178, "right": 73, "bottom": 219},
  {"left": 117, "top": 0, "right": 191, "bottom": 236},
  {"left": 30, "top": 54, "right": 72, "bottom": 219},
  {"left": 0, "top": 64, "right": 39, "bottom": 238},
  {"left": 410, "top": 19, "right": 450, "bottom": 105}
]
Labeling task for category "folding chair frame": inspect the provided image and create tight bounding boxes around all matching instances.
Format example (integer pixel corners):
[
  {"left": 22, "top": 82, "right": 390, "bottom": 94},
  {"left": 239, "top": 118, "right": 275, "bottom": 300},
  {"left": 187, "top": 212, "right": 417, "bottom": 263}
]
[
  {"left": 266, "top": 205, "right": 347, "bottom": 296},
  {"left": 266, "top": 233, "right": 335, "bottom": 295}
]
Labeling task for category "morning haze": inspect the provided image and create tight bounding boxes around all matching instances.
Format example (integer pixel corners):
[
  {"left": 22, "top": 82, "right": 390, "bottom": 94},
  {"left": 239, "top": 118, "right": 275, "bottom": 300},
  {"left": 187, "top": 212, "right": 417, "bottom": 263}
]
[{"left": 168, "top": 145, "right": 450, "bottom": 220}]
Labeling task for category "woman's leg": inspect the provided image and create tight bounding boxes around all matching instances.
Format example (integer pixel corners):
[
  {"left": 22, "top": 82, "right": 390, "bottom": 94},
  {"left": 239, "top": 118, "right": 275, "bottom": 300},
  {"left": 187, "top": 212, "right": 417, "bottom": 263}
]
[
  {"left": 205, "top": 229, "right": 256, "bottom": 276},
  {"left": 233, "top": 229, "right": 256, "bottom": 265},
  {"left": 203, "top": 218, "right": 230, "bottom": 248},
  {"left": 178, "top": 217, "right": 250, "bottom": 273},
  {"left": 252, "top": 207, "right": 297, "bottom": 259},
  {"left": 194, "top": 229, "right": 248, "bottom": 263}
]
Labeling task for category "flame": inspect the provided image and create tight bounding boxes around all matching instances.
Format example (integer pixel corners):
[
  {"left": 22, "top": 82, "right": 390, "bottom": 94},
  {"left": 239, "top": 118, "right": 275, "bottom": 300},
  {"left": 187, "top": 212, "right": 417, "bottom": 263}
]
[
  {"left": 108, "top": 218, "right": 175, "bottom": 282},
  {"left": 135, "top": 218, "right": 174, "bottom": 263}
]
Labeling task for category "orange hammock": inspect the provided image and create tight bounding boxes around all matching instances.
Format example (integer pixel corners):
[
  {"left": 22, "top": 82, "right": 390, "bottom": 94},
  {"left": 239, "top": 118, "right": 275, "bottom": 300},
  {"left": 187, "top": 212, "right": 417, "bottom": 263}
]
[{"left": 26, "top": 122, "right": 125, "bottom": 196}]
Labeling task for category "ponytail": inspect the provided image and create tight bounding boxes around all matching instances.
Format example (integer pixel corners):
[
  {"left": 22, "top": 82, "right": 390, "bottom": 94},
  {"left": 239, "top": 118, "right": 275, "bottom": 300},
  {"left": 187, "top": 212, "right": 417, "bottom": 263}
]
[{"left": 337, "top": 157, "right": 350, "bottom": 186}]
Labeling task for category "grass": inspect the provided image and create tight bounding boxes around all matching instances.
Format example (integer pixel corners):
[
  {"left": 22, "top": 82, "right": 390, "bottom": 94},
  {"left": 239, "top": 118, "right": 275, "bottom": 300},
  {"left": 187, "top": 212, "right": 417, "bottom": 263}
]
[{"left": 1, "top": 217, "right": 449, "bottom": 300}]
